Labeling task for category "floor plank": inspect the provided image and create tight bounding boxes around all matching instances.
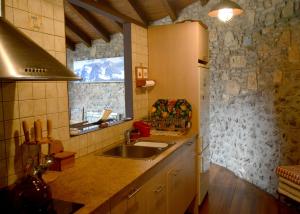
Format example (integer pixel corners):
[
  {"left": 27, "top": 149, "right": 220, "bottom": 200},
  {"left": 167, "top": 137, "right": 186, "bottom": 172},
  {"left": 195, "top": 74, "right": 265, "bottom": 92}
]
[{"left": 199, "top": 164, "right": 300, "bottom": 214}]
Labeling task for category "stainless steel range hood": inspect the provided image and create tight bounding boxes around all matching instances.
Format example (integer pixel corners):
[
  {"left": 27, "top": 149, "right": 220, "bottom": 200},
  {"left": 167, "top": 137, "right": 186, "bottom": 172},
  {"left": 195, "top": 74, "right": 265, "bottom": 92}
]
[{"left": 0, "top": 18, "right": 80, "bottom": 81}]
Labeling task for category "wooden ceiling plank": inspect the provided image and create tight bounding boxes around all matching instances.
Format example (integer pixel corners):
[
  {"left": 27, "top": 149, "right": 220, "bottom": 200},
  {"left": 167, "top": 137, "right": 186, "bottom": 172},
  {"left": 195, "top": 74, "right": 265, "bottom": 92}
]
[
  {"left": 66, "top": 37, "right": 76, "bottom": 51},
  {"left": 161, "top": 0, "right": 177, "bottom": 21},
  {"left": 65, "top": 17, "right": 92, "bottom": 47},
  {"left": 127, "top": 0, "right": 148, "bottom": 25},
  {"left": 115, "top": 21, "right": 123, "bottom": 32},
  {"left": 200, "top": 0, "right": 210, "bottom": 6},
  {"left": 68, "top": 3, "right": 111, "bottom": 42},
  {"left": 68, "top": 0, "right": 146, "bottom": 28}
]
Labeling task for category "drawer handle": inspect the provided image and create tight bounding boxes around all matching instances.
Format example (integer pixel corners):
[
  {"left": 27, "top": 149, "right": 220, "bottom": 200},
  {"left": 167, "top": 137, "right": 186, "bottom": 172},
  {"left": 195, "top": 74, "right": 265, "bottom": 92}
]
[
  {"left": 127, "top": 187, "right": 142, "bottom": 199},
  {"left": 154, "top": 185, "right": 164, "bottom": 193}
]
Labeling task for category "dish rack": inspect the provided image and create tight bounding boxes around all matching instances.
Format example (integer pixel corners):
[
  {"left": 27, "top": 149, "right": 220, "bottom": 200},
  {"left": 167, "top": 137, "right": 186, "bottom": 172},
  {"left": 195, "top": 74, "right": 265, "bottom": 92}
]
[{"left": 150, "top": 99, "right": 192, "bottom": 131}]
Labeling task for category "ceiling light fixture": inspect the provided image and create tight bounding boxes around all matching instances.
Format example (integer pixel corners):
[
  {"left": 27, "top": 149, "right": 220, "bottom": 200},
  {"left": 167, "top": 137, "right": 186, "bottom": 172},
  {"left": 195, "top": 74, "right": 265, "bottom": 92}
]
[{"left": 208, "top": 0, "right": 244, "bottom": 22}]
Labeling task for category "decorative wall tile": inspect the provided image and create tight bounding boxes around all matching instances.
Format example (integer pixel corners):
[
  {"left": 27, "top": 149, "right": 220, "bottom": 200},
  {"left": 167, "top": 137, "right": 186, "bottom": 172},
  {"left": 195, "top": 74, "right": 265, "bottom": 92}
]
[
  {"left": 32, "top": 82, "right": 46, "bottom": 99},
  {"left": 45, "top": 82, "right": 57, "bottom": 98},
  {"left": 46, "top": 98, "right": 58, "bottom": 114},
  {"left": 3, "top": 101, "right": 19, "bottom": 120},
  {"left": 19, "top": 100, "right": 34, "bottom": 118},
  {"left": 41, "top": 0, "right": 53, "bottom": 18},
  {"left": 13, "top": 8, "right": 29, "bottom": 29},
  {"left": 18, "top": 82, "right": 33, "bottom": 100},
  {"left": 28, "top": 0, "right": 42, "bottom": 15},
  {"left": 4, "top": 119, "right": 20, "bottom": 140}
]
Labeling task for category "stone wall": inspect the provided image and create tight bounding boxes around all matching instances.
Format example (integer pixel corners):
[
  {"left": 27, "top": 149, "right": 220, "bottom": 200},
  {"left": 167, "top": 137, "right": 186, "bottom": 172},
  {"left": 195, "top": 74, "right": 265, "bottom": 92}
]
[
  {"left": 67, "top": 34, "right": 125, "bottom": 122},
  {"left": 153, "top": 0, "right": 300, "bottom": 195},
  {"left": 68, "top": 82, "right": 125, "bottom": 122}
]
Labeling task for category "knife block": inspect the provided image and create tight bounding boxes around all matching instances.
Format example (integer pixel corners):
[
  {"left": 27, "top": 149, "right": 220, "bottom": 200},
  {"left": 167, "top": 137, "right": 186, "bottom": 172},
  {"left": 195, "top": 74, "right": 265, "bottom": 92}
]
[{"left": 49, "top": 151, "right": 76, "bottom": 171}]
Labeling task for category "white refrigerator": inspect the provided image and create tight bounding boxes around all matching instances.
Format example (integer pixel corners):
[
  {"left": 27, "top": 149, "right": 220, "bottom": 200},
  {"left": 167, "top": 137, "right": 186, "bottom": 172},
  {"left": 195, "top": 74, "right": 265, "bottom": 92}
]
[{"left": 197, "top": 65, "right": 210, "bottom": 205}]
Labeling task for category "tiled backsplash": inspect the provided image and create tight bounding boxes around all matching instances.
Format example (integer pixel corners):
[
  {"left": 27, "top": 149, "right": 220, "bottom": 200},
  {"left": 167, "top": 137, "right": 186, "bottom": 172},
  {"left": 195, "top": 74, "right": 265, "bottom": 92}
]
[{"left": 0, "top": 0, "right": 149, "bottom": 187}]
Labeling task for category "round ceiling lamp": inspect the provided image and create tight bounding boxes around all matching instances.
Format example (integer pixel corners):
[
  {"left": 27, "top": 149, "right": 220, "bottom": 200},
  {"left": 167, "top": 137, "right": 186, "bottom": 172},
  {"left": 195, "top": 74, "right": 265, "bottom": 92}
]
[{"left": 208, "top": 0, "right": 244, "bottom": 22}]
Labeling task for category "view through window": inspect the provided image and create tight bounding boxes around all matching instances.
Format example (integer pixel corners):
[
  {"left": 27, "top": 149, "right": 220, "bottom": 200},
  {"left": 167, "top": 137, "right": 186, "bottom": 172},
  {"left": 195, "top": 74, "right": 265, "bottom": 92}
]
[{"left": 68, "top": 57, "right": 126, "bottom": 130}]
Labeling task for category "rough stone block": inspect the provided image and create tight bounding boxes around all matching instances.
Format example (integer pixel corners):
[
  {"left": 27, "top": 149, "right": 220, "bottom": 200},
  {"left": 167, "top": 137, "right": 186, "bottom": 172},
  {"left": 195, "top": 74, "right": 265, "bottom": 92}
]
[
  {"left": 247, "top": 10, "right": 255, "bottom": 26},
  {"left": 278, "top": 30, "right": 291, "bottom": 46},
  {"left": 273, "top": 70, "right": 283, "bottom": 85},
  {"left": 224, "top": 31, "right": 238, "bottom": 49},
  {"left": 247, "top": 72, "right": 257, "bottom": 90},
  {"left": 243, "top": 36, "right": 252, "bottom": 47},
  {"left": 282, "top": 1, "right": 294, "bottom": 18},
  {"left": 265, "top": 13, "right": 275, "bottom": 26},
  {"left": 224, "top": 80, "right": 240, "bottom": 96},
  {"left": 230, "top": 56, "right": 246, "bottom": 68},
  {"left": 288, "top": 46, "right": 300, "bottom": 62}
]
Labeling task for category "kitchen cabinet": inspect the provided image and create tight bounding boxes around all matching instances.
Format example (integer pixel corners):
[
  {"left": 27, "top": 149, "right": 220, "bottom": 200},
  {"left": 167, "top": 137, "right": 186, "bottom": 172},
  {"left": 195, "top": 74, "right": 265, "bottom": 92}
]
[
  {"left": 148, "top": 21, "right": 209, "bottom": 207},
  {"left": 110, "top": 185, "right": 147, "bottom": 214},
  {"left": 148, "top": 21, "right": 209, "bottom": 133},
  {"left": 167, "top": 140, "right": 196, "bottom": 214},
  {"left": 145, "top": 169, "right": 167, "bottom": 214},
  {"left": 109, "top": 139, "right": 196, "bottom": 214}
]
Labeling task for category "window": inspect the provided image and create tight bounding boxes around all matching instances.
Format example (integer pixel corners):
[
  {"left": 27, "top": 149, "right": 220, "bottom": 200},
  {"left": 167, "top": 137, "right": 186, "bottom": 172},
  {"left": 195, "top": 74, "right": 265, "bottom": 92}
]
[
  {"left": 67, "top": 26, "right": 133, "bottom": 136},
  {"left": 69, "top": 57, "right": 126, "bottom": 124}
]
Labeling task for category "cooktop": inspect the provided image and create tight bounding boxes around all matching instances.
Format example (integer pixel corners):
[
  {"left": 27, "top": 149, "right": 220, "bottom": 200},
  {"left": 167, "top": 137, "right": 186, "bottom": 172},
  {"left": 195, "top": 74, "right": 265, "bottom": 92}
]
[{"left": 0, "top": 188, "right": 84, "bottom": 214}]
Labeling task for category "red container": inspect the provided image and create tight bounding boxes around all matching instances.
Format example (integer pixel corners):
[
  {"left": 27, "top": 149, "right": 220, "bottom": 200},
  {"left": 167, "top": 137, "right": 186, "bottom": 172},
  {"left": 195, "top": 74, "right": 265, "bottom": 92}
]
[{"left": 133, "top": 121, "right": 150, "bottom": 137}]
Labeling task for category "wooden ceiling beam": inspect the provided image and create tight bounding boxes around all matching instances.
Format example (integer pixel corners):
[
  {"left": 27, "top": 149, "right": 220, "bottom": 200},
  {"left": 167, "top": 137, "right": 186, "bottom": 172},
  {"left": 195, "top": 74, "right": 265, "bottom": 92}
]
[
  {"left": 65, "top": 17, "right": 92, "bottom": 47},
  {"left": 68, "top": 3, "right": 111, "bottom": 42},
  {"left": 68, "top": 0, "right": 146, "bottom": 28},
  {"left": 161, "top": 0, "right": 177, "bottom": 21},
  {"left": 66, "top": 37, "right": 76, "bottom": 51},
  {"left": 127, "top": 0, "right": 148, "bottom": 25},
  {"left": 200, "top": 0, "right": 210, "bottom": 6}
]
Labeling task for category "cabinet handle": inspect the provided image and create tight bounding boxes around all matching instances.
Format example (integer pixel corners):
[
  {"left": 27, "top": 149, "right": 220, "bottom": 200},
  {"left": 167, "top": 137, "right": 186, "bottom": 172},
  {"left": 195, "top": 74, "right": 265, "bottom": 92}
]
[
  {"left": 127, "top": 187, "right": 142, "bottom": 199},
  {"left": 172, "top": 169, "right": 181, "bottom": 176},
  {"left": 186, "top": 141, "right": 194, "bottom": 146},
  {"left": 154, "top": 185, "right": 164, "bottom": 193}
]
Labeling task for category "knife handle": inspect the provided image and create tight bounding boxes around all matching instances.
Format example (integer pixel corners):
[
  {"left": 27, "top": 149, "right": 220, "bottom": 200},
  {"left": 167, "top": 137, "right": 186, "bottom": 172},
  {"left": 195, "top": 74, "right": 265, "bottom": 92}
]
[
  {"left": 34, "top": 120, "right": 42, "bottom": 142},
  {"left": 47, "top": 120, "right": 53, "bottom": 139},
  {"left": 22, "top": 120, "right": 30, "bottom": 143}
]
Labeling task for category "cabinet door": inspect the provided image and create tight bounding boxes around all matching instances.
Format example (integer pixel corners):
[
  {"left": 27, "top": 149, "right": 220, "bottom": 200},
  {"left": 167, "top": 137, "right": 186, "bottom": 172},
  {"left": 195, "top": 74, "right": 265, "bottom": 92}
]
[
  {"left": 167, "top": 140, "right": 196, "bottom": 214},
  {"left": 110, "top": 186, "right": 147, "bottom": 214},
  {"left": 167, "top": 160, "right": 186, "bottom": 214},
  {"left": 182, "top": 141, "right": 197, "bottom": 206},
  {"left": 198, "top": 26, "right": 209, "bottom": 63},
  {"left": 146, "top": 172, "right": 167, "bottom": 214}
]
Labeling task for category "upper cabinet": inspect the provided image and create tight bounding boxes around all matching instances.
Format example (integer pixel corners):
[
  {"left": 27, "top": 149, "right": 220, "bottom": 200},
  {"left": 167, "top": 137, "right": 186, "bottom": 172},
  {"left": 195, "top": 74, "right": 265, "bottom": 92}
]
[
  {"left": 198, "top": 24, "right": 209, "bottom": 64},
  {"left": 0, "top": 0, "right": 2, "bottom": 17},
  {"left": 148, "top": 21, "right": 209, "bottom": 132}
]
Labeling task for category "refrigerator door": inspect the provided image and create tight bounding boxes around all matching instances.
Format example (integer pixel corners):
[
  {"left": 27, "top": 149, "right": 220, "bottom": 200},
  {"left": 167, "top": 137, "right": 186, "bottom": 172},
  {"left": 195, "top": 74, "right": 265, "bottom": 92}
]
[
  {"left": 197, "top": 146, "right": 210, "bottom": 205},
  {"left": 198, "top": 66, "right": 210, "bottom": 152}
]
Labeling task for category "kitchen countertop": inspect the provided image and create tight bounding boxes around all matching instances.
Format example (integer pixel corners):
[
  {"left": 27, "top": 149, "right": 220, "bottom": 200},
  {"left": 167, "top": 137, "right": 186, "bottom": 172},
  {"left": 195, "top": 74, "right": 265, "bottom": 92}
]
[{"left": 49, "top": 132, "right": 197, "bottom": 214}]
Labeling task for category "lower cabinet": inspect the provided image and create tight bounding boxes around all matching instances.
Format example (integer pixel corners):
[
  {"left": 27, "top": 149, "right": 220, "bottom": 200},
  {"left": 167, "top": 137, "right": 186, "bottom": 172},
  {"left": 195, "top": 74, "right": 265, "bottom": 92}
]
[
  {"left": 110, "top": 185, "right": 147, "bottom": 214},
  {"left": 145, "top": 170, "right": 167, "bottom": 214},
  {"left": 109, "top": 139, "right": 196, "bottom": 214},
  {"left": 167, "top": 140, "right": 196, "bottom": 214}
]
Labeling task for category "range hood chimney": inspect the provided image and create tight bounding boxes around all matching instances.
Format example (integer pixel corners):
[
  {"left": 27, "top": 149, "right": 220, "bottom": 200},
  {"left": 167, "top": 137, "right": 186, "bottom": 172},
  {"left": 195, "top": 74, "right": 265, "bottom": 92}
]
[{"left": 0, "top": 18, "right": 80, "bottom": 81}]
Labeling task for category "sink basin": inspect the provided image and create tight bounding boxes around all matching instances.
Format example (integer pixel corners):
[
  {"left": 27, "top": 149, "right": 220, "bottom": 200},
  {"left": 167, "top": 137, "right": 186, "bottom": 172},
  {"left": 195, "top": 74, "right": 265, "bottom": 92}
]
[
  {"left": 101, "top": 145, "right": 159, "bottom": 159},
  {"left": 100, "top": 142, "right": 175, "bottom": 160}
]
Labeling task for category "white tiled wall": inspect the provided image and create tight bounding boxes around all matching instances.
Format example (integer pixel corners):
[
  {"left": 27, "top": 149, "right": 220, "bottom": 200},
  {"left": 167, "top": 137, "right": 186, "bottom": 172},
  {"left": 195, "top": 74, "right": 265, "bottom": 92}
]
[
  {"left": 67, "top": 24, "right": 149, "bottom": 157},
  {"left": 0, "top": 0, "right": 67, "bottom": 187},
  {"left": 0, "top": 0, "right": 149, "bottom": 188}
]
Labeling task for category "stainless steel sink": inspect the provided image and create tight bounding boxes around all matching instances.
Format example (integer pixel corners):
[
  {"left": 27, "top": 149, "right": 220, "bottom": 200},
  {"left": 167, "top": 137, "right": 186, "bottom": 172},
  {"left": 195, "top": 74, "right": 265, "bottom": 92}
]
[{"left": 99, "top": 142, "right": 175, "bottom": 160}]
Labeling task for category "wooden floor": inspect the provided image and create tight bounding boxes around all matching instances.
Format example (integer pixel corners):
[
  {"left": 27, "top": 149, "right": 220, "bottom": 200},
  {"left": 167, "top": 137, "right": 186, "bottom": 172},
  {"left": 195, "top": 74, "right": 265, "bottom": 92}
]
[{"left": 198, "top": 164, "right": 300, "bottom": 214}]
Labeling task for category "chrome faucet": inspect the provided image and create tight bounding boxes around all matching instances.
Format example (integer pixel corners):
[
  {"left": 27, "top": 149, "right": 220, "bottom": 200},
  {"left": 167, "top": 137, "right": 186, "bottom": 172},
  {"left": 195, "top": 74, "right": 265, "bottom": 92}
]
[{"left": 124, "top": 128, "right": 134, "bottom": 145}]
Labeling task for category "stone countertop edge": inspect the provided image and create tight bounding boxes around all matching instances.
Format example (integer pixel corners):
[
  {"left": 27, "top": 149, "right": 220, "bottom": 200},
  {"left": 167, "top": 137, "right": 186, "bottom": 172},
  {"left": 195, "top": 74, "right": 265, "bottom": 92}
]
[{"left": 49, "top": 132, "right": 197, "bottom": 214}]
